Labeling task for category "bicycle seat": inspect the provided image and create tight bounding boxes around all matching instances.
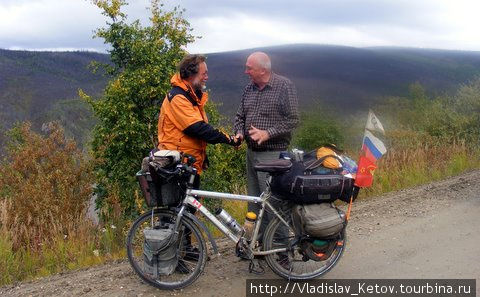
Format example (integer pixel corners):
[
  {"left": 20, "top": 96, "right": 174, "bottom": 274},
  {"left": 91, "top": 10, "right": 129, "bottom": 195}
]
[{"left": 254, "top": 159, "right": 292, "bottom": 173}]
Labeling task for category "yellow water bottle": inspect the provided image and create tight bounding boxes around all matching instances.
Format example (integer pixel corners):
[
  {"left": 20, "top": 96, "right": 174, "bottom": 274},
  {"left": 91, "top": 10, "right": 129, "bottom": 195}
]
[{"left": 243, "top": 212, "right": 257, "bottom": 241}]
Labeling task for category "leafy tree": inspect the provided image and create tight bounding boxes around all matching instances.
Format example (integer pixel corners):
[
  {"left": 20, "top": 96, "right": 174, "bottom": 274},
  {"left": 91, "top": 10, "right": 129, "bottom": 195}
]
[
  {"left": 376, "top": 80, "right": 480, "bottom": 146},
  {"left": 80, "top": 0, "right": 195, "bottom": 215},
  {"left": 453, "top": 77, "right": 480, "bottom": 115},
  {"left": 452, "top": 77, "right": 480, "bottom": 142},
  {"left": 409, "top": 82, "right": 429, "bottom": 111}
]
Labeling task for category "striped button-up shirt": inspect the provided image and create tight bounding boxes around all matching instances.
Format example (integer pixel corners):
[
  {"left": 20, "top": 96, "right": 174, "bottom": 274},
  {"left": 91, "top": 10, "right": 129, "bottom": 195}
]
[{"left": 234, "top": 73, "right": 299, "bottom": 151}]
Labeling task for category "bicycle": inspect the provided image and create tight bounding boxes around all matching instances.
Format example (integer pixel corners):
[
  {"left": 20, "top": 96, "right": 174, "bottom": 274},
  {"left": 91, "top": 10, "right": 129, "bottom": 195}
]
[{"left": 127, "top": 154, "right": 352, "bottom": 290}]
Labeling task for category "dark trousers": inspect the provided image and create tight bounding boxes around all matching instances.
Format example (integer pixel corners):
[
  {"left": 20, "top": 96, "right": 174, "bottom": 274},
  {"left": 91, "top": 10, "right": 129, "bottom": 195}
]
[{"left": 246, "top": 148, "right": 284, "bottom": 244}]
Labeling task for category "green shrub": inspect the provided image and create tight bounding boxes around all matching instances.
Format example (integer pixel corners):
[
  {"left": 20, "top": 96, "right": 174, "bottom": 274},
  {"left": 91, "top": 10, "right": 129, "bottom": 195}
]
[{"left": 292, "top": 108, "right": 344, "bottom": 151}]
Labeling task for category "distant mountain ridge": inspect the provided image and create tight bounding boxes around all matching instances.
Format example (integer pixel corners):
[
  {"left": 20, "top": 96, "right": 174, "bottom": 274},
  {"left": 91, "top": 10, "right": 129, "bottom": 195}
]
[
  {"left": 0, "top": 49, "right": 110, "bottom": 147},
  {"left": 1, "top": 44, "right": 480, "bottom": 147},
  {"left": 205, "top": 44, "right": 480, "bottom": 117}
]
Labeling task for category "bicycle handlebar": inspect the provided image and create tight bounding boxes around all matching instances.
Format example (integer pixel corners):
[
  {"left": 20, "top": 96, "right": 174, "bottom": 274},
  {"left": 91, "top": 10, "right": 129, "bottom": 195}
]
[
  {"left": 182, "top": 153, "right": 196, "bottom": 167},
  {"left": 147, "top": 153, "right": 198, "bottom": 189}
]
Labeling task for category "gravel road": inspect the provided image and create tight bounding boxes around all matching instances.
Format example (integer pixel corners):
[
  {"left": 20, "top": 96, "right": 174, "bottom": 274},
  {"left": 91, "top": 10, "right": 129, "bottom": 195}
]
[{"left": 1, "top": 170, "right": 479, "bottom": 297}]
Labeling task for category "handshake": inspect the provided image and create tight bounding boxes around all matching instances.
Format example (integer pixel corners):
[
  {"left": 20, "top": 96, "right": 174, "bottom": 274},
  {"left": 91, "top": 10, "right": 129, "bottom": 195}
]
[
  {"left": 228, "top": 134, "right": 243, "bottom": 147},
  {"left": 227, "top": 126, "right": 270, "bottom": 147}
]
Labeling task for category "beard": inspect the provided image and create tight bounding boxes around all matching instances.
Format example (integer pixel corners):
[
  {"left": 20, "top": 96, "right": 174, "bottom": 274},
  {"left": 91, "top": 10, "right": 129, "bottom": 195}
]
[{"left": 192, "top": 80, "right": 205, "bottom": 91}]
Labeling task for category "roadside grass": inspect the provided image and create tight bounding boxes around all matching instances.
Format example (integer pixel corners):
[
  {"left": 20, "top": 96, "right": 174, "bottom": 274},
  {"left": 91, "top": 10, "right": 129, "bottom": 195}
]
[
  {"left": 0, "top": 123, "right": 126, "bottom": 286},
  {"left": 0, "top": 213, "right": 126, "bottom": 287},
  {"left": 359, "top": 141, "right": 480, "bottom": 199}
]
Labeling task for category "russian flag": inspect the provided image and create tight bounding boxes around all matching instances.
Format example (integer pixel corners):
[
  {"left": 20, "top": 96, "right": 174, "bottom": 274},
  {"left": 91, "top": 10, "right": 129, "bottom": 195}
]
[{"left": 362, "top": 130, "right": 387, "bottom": 162}]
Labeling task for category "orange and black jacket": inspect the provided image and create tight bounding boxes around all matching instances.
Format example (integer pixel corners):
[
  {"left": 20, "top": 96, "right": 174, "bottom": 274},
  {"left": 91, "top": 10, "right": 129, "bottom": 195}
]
[{"left": 157, "top": 73, "right": 232, "bottom": 173}]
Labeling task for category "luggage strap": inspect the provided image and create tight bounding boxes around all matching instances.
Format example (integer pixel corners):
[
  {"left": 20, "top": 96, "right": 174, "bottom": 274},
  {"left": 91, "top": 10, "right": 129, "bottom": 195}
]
[
  {"left": 167, "top": 86, "right": 198, "bottom": 106},
  {"left": 304, "top": 154, "right": 344, "bottom": 171}
]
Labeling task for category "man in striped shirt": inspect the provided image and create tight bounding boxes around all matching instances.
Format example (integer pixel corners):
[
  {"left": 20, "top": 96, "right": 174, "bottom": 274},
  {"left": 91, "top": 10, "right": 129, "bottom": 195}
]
[{"left": 234, "top": 51, "right": 299, "bottom": 243}]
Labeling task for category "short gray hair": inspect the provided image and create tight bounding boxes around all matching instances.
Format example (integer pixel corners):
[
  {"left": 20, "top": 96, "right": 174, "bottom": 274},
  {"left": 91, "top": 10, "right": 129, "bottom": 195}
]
[
  {"left": 258, "top": 55, "right": 271, "bottom": 71},
  {"left": 251, "top": 52, "right": 271, "bottom": 71}
]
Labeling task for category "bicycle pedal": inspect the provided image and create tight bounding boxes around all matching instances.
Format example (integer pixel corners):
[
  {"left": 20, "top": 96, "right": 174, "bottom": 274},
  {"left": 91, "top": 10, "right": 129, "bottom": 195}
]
[
  {"left": 248, "top": 259, "right": 265, "bottom": 275},
  {"left": 209, "top": 252, "right": 221, "bottom": 261},
  {"left": 207, "top": 253, "right": 219, "bottom": 261}
]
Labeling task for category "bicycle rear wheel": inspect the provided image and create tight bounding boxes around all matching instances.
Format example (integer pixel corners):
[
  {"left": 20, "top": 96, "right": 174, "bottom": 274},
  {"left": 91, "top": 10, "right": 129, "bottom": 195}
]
[
  {"left": 263, "top": 215, "right": 346, "bottom": 280},
  {"left": 126, "top": 209, "right": 207, "bottom": 290}
]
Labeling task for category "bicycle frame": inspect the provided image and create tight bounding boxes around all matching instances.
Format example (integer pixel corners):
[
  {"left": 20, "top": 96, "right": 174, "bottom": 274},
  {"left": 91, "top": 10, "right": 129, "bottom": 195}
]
[
  {"left": 130, "top": 157, "right": 352, "bottom": 289},
  {"left": 179, "top": 182, "right": 291, "bottom": 256}
]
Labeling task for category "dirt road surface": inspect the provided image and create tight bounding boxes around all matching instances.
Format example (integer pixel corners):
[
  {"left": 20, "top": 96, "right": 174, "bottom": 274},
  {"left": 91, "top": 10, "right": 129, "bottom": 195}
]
[{"left": 1, "top": 170, "right": 479, "bottom": 296}]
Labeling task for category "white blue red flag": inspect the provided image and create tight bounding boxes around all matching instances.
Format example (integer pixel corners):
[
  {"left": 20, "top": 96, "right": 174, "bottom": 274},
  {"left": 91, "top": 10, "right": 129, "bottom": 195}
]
[
  {"left": 355, "top": 111, "right": 386, "bottom": 188},
  {"left": 362, "top": 130, "right": 387, "bottom": 162}
]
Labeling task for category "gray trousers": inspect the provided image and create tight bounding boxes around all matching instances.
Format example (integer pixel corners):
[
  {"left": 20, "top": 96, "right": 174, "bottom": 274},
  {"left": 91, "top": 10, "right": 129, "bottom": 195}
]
[{"left": 246, "top": 148, "right": 284, "bottom": 244}]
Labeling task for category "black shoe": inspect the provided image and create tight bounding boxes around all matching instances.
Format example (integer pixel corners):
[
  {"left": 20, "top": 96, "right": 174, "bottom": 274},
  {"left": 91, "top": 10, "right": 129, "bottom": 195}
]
[
  {"left": 175, "top": 245, "right": 202, "bottom": 274},
  {"left": 183, "top": 246, "right": 200, "bottom": 261}
]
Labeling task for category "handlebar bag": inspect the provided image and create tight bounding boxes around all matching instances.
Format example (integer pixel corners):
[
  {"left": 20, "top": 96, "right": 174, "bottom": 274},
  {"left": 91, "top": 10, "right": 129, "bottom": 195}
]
[
  {"left": 148, "top": 162, "right": 184, "bottom": 207},
  {"left": 137, "top": 149, "right": 184, "bottom": 207}
]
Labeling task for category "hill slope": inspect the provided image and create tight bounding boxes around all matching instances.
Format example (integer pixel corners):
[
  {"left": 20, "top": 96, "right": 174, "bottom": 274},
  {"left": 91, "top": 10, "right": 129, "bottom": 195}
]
[
  {"left": 0, "top": 49, "right": 109, "bottom": 146},
  {"left": 206, "top": 44, "right": 480, "bottom": 117},
  {"left": 1, "top": 45, "right": 480, "bottom": 147}
]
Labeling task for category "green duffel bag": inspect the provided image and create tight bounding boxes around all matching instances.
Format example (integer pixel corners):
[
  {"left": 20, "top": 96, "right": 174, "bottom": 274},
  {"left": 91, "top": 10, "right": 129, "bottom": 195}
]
[{"left": 292, "top": 203, "right": 346, "bottom": 238}]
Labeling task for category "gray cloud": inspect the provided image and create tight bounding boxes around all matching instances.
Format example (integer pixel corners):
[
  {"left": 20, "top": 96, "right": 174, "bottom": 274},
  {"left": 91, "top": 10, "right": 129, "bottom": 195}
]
[
  {"left": 0, "top": 0, "right": 478, "bottom": 52},
  {"left": 179, "top": 0, "right": 440, "bottom": 29}
]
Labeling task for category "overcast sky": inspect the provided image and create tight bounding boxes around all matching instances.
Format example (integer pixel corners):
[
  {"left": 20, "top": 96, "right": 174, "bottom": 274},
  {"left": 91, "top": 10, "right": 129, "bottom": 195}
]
[{"left": 1, "top": 0, "right": 480, "bottom": 53}]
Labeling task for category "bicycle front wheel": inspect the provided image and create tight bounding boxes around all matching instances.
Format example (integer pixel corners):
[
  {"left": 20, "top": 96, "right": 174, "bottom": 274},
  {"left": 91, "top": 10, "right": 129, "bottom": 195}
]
[
  {"left": 263, "top": 215, "right": 346, "bottom": 280},
  {"left": 126, "top": 209, "right": 207, "bottom": 290}
]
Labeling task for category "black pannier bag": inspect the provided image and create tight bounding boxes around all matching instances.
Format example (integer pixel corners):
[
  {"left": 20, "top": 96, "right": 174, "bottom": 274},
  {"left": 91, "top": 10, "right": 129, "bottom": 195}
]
[
  {"left": 136, "top": 150, "right": 184, "bottom": 207},
  {"left": 271, "top": 151, "right": 355, "bottom": 204},
  {"left": 143, "top": 224, "right": 179, "bottom": 277}
]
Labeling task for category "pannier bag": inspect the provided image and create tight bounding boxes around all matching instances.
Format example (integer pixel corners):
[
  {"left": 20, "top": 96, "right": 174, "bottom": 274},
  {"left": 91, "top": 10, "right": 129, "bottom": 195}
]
[
  {"left": 137, "top": 149, "right": 184, "bottom": 207},
  {"left": 292, "top": 203, "right": 346, "bottom": 238},
  {"left": 290, "top": 173, "right": 354, "bottom": 204},
  {"left": 143, "top": 225, "right": 179, "bottom": 277},
  {"left": 300, "top": 238, "right": 338, "bottom": 261},
  {"left": 271, "top": 149, "right": 355, "bottom": 204}
]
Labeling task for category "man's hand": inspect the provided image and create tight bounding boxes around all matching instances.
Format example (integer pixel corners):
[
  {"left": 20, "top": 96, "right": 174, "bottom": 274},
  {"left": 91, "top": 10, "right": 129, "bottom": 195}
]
[
  {"left": 248, "top": 125, "right": 270, "bottom": 145},
  {"left": 235, "top": 133, "right": 244, "bottom": 142},
  {"left": 233, "top": 133, "right": 244, "bottom": 149},
  {"left": 228, "top": 135, "right": 242, "bottom": 147}
]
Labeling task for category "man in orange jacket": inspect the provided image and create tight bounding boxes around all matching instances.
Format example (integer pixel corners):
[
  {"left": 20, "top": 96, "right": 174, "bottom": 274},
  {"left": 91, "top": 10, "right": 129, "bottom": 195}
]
[
  {"left": 158, "top": 54, "right": 240, "bottom": 177},
  {"left": 157, "top": 55, "right": 240, "bottom": 272}
]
